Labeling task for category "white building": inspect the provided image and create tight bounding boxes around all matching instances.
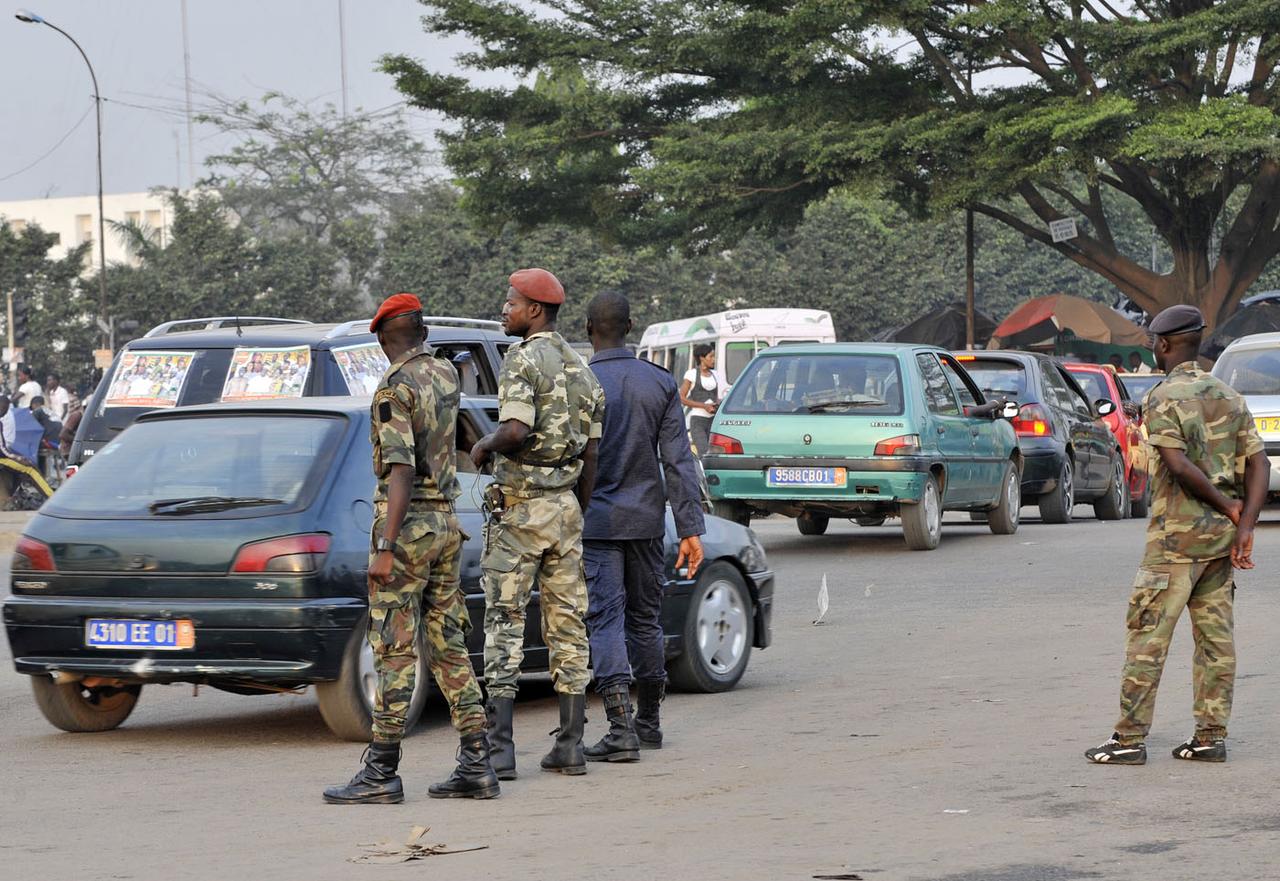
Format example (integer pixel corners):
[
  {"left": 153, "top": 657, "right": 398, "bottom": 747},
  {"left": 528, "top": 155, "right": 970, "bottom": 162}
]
[{"left": 0, "top": 190, "right": 177, "bottom": 270}]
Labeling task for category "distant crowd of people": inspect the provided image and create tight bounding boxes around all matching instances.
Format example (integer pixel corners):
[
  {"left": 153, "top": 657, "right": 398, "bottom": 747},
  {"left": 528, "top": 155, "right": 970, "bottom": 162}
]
[{"left": 0, "top": 366, "right": 84, "bottom": 477}]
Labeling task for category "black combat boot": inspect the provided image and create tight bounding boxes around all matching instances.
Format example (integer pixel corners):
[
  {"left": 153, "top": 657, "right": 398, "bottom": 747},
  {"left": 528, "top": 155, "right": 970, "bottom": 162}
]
[
  {"left": 540, "top": 693, "right": 587, "bottom": 775},
  {"left": 322, "top": 741, "right": 404, "bottom": 804},
  {"left": 584, "top": 684, "right": 640, "bottom": 763},
  {"left": 428, "top": 731, "right": 502, "bottom": 799},
  {"left": 487, "top": 697, "right": 518, "bottom": 781},
  {"left": 635, "top": 679, "right": 666, "bottom": 750}
]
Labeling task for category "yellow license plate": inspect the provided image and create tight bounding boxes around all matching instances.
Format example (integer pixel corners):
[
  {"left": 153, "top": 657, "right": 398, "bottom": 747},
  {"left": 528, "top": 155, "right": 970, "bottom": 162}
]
[{"left": 1255, "top": 417, "right": 1280, "bottom": 434}]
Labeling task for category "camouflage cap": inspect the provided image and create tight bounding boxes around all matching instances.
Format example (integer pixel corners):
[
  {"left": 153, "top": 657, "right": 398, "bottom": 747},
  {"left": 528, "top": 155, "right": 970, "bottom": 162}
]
[{"left": 1149, "top": 304, "right": 1205, "bottom": 336}]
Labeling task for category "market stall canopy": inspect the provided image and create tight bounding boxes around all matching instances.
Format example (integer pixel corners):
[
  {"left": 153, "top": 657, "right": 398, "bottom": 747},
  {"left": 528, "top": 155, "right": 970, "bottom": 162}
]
[
  {"left": 990, "top": 294, "right": 1149, "bottom": 348},
  {"left": 876, "top": 302, "right": 997, "bottom": 350},
  {"left": 1202, "top": 300, "right": 1280, "bottom": 361}
]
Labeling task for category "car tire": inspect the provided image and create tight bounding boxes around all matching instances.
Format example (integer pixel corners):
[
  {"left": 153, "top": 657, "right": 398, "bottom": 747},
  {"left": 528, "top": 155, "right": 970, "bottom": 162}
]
[
  {"left": 1039, "top": 458, "right": 1074, "bottom": 524},
  {"left": 797, "top": 513, "right": 829, "bottom": 535},
  {"left": 901, "top": 474, "right": 943, "bottom": 551},
  {"left": 1093, "top": 455, "right": 1127, "bottom": 521},
  {"left": 668, "top": 562, "right": 754, "bottom": 694},
  {"left": 30, "top": 675, "right": 141, "bottom": 733},
  {"left": 316, "top": 615, "right": 430, "bottom": 742},
  {"left": 987, "top": 463, "right": 1021, "bottom": 535},
  {"left": 712, "top": 500, "right": 751, "bottom": 527},
  {"left": 856, "top": 515, "right": 887, "bottom": 527},
  {"left": 1131, "top": 485, "right": 1149, "bottom": 519}
]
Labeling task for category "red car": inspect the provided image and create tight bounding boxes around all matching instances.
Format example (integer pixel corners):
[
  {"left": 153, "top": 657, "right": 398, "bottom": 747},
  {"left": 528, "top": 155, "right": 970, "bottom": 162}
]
[{"left": 1063, "top": 363, "right": 1149, "bottom": 517}]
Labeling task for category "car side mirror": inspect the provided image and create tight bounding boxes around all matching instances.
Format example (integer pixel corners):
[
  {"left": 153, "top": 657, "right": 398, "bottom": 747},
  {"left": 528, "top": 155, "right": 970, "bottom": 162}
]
[
  {"left": 1095, "top": 399, "right": 1116, "bottom": 416},
  {"left": 1000, "top": 401, "right": 1020, "bottom": 420}
]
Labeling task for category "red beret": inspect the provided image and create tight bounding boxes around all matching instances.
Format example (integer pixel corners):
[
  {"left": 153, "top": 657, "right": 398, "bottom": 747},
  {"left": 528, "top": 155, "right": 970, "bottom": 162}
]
[
  {"left": 370, "top": 292, "right": 422, "bottom": 333},
  {"left": 509, "top": 268, "right": 565, "bottom": 305}
]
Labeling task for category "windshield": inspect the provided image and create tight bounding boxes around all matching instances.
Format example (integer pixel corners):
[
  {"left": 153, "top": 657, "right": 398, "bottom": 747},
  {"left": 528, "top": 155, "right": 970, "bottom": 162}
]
[
  {"left": 46, "top": 414, "right": 345, "bottom": 518},
  {"left": 1066, "top": 369, "right": 1113, "bottom": 404},
  {"left": 1215, "top": 348, "right": 1280, "bottom": 395},
  {"left": 961, "top": 359, "right": 1028, "bottom": 400},
  {"left": 722, "top": 353, "right": 903, "bottom": 415}
]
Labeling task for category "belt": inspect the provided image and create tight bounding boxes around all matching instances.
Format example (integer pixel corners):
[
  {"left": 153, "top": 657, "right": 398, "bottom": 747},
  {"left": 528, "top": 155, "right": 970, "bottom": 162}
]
[
  {"left": 375, "top": 498, "right": 455, "bottom": 513},
  {"left": 500, "top": 487, "right": 573, "bottom": 507}
]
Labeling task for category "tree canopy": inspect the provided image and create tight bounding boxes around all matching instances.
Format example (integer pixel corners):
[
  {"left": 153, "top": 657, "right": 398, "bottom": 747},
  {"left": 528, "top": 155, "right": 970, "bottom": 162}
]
[{"left": 384, "top": 1, "right": 1280, "bottom": 327}]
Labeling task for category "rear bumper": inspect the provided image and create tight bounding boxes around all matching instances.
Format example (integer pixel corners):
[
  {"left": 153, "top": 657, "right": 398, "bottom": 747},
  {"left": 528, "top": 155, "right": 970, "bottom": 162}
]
[
  {"left": 1018, "top": 444, "right": 1064, "bottom": 497},
  {"left": 703, "top": 455, "right": 931, "bottom": 510},
  {"left": 3, "top": 594, "right": 365, "bottom": 684}
]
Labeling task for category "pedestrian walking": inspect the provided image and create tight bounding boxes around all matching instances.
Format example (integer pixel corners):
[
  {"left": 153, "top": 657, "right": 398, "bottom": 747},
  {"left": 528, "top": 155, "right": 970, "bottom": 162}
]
[
  {"left": 581, "top": 291, "right": 705, "bottom": 761},
  {"left": 470, "top": 268, "right": 605, "bottom": 779},
  {"left": 45, "top": 374, "right": 70, "bottom": 422},
  {"left": 1086, "top": 305, "right": 1269, "bottom": 766},
  {"left": 324, "top": 293, "right": 499, "bottom": 805},
  {"left": 14, "top": 366, "right": 41, "bottom": 410},
  {"left": 1128, "top": 352, "right": 1152, "bottom": 375},
  {"left": 680, "top": 344, "right": 723, "bottom": 456}
]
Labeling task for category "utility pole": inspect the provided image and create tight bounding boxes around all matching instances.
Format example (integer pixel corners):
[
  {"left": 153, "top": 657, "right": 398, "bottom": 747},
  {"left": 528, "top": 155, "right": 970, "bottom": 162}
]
[
  {"left": 338, "top": 0, "right": 349, "bottom": 118},
  {"left": 181, "top": 0, "right": 196, "bottom": 189},
  {"left": 965, "top": 210, "right": 976, "bottom": 349}
]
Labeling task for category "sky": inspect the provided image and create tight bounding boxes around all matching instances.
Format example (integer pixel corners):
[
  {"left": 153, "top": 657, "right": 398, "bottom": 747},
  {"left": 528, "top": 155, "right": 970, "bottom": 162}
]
[{"left": 0, "top": 0, "right": 500, "bottom": 201}]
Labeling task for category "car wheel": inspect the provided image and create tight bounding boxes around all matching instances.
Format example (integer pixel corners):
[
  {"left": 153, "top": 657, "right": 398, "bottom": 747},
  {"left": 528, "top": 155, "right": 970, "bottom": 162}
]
[
  {"left": 797, "top": 513, "right": 829, "bottom": 535},
  {"left": 711, "top": 500, "right": 751, "bottom": 527},
  {"left": 1093, "top": 456, "right": 1127, "bottom": 521},
  {"left": 901, "top": 474, "right": 943, "bottom": 550},
  {"left": 30, "top": 675, "right": 141, "bottom": 732},
  {"left": 856, "top": 515, "right": 887, "bottom": 527},
  {"left": 987, "top": 463, "right": 1021, "bottom": 535},
  {"left": 1131, "top": 484, "right": 1150, "bottom": 518},
  {"left": 315, "top": 614, "right": 430, "bottom": 742},
  {"left": 668, "top": 562, "right": 753, "bottom": 693},
  {"left": 1039, "top": 458, "right": 1074, "bottom": 524}
]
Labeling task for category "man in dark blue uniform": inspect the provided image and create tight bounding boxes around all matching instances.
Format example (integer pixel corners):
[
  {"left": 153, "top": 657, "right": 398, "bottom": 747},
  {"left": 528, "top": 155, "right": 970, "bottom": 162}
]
[{"left": 581, "top": 291, "right": 706, "bottom": 761}]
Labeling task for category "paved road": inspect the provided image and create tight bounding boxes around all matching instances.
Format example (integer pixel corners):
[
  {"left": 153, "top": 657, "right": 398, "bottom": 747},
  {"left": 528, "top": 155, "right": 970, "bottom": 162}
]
[{"left": 4, "top": 510, "right": 1280, "bottom": 881}]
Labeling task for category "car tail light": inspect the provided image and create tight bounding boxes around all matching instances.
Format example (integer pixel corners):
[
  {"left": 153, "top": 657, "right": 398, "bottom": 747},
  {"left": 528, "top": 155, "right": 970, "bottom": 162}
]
[
  {"left": 64, "top": 465, "right": 78, "bottom": 480},
  {"left": 14, "top": 535, "right": 55, "bottom": 572},
  {"left": 709, "top": 432, "right": 744, "bottom": 455},
  {"left": 1012, "top": 403, "right": 1051, "bottom": 437},
  {"left": 874, "top": 434, "right": 921, "bottom": 456},
  {"left": 231, "top": 534, "right": 331, "bottom": 574}
]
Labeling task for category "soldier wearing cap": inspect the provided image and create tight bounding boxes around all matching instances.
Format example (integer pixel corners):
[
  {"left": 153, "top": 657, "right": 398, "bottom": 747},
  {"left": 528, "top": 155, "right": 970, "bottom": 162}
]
[
  {"left": 471, "top": 268, "right": 606, "bottom": 778},
  {"left": 325, "top": 293, "right": 499, "bottom": 804},
  {"left": 1086, "top": 304, "right": 1269, "bottom": 766}
]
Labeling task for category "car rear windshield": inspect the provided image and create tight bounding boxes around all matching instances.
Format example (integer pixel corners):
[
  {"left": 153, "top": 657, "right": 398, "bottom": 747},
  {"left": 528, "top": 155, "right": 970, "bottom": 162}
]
[
  {"left": 1216, "top": 348, "right": 1280, "bottom": 395},
  {"left": 1066, "top": 368, "right": 1112, "bottom": 404},
  {"left": 722, "top": 353, "right": 903, "bottom": 415},
  {"left": 1120, "top": 374, "right": 1163, "bottom": 401},
  {"left": 961, "top": 359, "right": 1029, "bottom": 400},
  {"left": 45, "top": 414, "right": 345, "bottom": 518}
]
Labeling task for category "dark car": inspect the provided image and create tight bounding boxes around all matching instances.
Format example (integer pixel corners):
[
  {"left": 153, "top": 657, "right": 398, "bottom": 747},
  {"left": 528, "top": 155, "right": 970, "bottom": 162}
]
[
  {"left": 4, "top": 398, "right": 774, "bottom": 741},
  {"left": 68, "top": 315, "right": 516, "bottom": 469},
  {"left": 953, "top": 351, "right": 1126, "bottom": 523}
]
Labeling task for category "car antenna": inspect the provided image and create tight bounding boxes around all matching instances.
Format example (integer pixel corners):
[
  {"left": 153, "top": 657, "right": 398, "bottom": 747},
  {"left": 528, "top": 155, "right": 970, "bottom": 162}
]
[{"left": 235, "top": 315, "right": 242, "bottom": 337}]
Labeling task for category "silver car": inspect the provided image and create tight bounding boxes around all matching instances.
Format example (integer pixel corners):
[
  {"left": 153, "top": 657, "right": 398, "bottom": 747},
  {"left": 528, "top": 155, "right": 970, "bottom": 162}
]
[{"left": 1212, "top": 332, "right": 1280, "bottom": 493}]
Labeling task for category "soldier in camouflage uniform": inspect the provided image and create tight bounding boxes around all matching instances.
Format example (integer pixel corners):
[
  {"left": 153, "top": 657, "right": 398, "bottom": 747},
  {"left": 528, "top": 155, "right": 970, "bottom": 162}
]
[
  {"left": 1087, "top": 305, "right": 1269, "bottom": 766},
  {"left": 324, "top": 293, "right": 499, "bottom": 804},
  {"left": 471, "top": 268, "right": 606, "bottom": 778}
]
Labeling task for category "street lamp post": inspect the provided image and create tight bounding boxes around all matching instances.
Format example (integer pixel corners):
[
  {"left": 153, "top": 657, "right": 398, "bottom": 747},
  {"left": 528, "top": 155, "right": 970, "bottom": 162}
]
[{"left": 15, "top": 8, "right": 109, "bottom": 350}]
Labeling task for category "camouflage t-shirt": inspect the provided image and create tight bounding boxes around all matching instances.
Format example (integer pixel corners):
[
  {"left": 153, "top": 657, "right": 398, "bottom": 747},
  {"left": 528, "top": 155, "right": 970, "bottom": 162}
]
[
  {"left": 493, "top": 331, "right": 605, "bottom": 494},
  {"left": 371, "top": 344, "right": 461, "bottom": 504},
  {"left": 1142, "top": 361, "right": 1263, "bottom": 564}
]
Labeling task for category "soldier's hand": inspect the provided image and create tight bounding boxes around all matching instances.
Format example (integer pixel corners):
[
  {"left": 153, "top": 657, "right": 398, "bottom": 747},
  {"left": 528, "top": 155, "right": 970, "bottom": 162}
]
[
  {"left": 1231, "top": 527, "right": 1255, "bottom": 570},
  {"left": 470, "top": 441, "right": 492, "bottom": 470},
  {"left": 676, "top": 536, "right": 704, "bottom": 579},
  {"left": 368, "top": 550, "right": 395, "bottom": 586},
  {"left": 1224, "top": 499, "right": 1243, "bottom": 526}
]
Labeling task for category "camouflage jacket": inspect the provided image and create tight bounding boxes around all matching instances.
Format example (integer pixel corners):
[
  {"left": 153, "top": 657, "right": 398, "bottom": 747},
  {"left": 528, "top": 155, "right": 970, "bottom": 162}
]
[
  {"left": 1142, "top": 360, "right": 1263, "bottom": 564},
  {"left": 371, "top": 344, "right": 461, "bottom": 505},
  {"left": 493, "top": 330, "right": 605, "bottom": 494}
]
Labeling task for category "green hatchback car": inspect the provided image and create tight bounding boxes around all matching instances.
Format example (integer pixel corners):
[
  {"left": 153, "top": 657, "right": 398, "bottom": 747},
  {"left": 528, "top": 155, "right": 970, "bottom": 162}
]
[{"left": 703, "top": 344, "right": 1022, "bottom": 550}]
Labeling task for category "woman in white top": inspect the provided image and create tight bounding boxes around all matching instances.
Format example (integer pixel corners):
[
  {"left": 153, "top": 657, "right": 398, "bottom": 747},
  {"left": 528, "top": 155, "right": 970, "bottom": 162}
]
[{"left": 679, "top": 344, "right": 723, "bottom": 457}]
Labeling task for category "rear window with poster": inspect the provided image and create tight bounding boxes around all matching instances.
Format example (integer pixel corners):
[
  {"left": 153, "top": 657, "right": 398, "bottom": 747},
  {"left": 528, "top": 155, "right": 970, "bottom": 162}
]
[
  {"left": 103, "top": 351, "right": 196, "bottom": 409},
  {"left": 221, "top": 346, "right": 313, "bottom": 402},
  {"left": 332, "top": 342, "right": 389, "bottom": 396}
]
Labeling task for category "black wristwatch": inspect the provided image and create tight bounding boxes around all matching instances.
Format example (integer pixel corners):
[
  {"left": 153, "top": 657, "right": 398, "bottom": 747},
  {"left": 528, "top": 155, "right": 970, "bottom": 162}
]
[{"left": 376, "top": 536, "right": 395, "bottom": 552}]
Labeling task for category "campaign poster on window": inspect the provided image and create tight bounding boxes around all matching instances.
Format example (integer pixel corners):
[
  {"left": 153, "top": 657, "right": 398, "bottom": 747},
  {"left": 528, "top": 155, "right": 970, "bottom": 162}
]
[
  {"left": 221, "top": 346, "right": 312, "bottom": 402},
  {"left": 103, "top": 351, "right": 196, "bottom": 408},
  {"left": 333, "top": 342, "right": 389, "bottom": 396}
]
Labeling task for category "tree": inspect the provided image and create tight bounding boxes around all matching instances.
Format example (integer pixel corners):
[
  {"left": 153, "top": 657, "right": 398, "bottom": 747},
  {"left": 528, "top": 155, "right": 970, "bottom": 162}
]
[{"left": 385, "top": 1, "right": 1280, "bottom": 327}]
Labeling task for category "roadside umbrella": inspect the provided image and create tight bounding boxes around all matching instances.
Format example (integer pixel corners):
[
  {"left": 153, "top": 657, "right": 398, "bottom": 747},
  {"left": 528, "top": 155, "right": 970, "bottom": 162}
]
[
  {"left": 990, "top": 293, "right": 1149, "bottom": 348},
  {"left": 880, "top": 302, "right": 997, "bottom": 349},
  {"left": 1202, "top": 300, "right": 1280, "bottom": 360}
]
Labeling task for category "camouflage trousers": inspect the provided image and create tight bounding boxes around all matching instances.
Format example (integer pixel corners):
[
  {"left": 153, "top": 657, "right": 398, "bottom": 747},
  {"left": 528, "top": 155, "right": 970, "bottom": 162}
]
[
  {"left": 482, "top": 489, "right": 590, "bottom": 698},
  {"left": 368, "top": 508, "right": 486, "bottom": 742},
  {"left": 1114, "top": 557, "right": 1235, "bottom": 744}
]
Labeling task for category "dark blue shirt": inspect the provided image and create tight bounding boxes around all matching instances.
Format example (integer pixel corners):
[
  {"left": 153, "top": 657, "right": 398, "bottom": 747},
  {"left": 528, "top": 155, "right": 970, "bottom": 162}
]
[{"left": 584, "top": 348, "right": 706, "bottom": 541}]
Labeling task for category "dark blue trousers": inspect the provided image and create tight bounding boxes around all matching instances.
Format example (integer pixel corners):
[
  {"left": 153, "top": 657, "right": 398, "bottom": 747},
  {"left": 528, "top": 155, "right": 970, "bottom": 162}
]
[{"left": 583, "top": 538, "right": 666, "bottom": 692}]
